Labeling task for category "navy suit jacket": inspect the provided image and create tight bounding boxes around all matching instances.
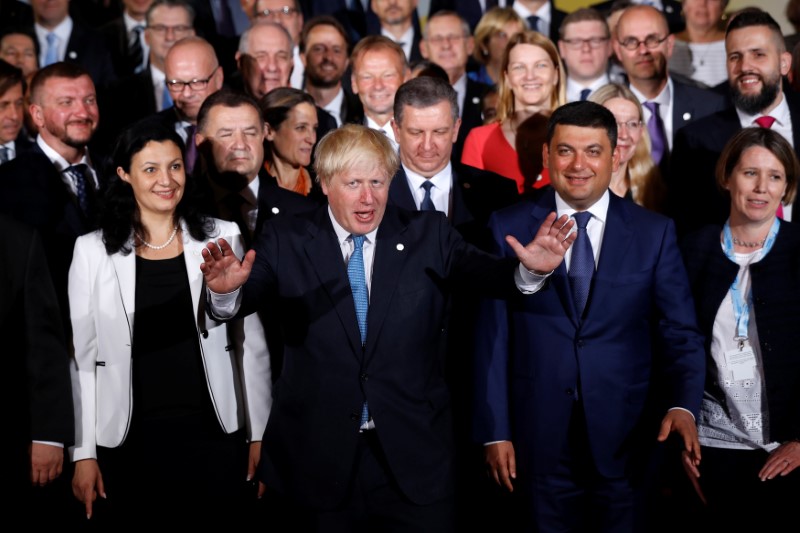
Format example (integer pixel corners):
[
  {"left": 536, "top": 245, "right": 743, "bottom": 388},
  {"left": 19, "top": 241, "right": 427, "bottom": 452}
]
[
  {"left": 235, "top": 205, "right": 517, "bottom": 509},
  {"left": 62, "top": 21, "right": 116, "bottom": 88},
  {"left": 473, "top": 191, "right": 705, "bottom": 479}
]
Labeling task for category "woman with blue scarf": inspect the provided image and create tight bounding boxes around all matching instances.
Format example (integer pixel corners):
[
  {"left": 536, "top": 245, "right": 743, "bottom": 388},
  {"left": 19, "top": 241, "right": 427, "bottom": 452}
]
[{"left": 680, "top": 127, "right": 800, "bottom": 529}]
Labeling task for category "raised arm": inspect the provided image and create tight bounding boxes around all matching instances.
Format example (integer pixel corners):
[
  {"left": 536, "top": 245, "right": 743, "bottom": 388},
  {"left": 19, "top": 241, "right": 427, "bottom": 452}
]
[{"left": 200, "top": 238, "right": 257, "bottom": 294}]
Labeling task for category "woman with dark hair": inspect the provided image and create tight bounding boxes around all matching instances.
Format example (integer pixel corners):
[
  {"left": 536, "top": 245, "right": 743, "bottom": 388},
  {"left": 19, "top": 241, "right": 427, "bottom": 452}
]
[
  {"left": 68, "top": 118, "right": 271, "bottom": 524},
  {"left": 680, "top": 127, "right": 800, "bottom": 530},
  {"left": 259, "top": 87, "right": 319, "bottom": 198}
]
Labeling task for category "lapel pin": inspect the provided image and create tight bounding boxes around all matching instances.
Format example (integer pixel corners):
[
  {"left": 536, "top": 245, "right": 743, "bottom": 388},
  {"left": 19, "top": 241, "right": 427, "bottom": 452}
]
[
  {"left": 68, "top": 51, "right": 77, "bottom": 59},
  {"left": 666, "top": 5, "right": 674, "bottom": 13},
  {"left": 682, "top": 112, "right": 692, "bottom": 121},
  {"left": 472, "top": 96, "right": 480, "bottom": 104},
  {"left": 463, "top": 182, "right": 471, "bottom": 189},
  {"left": 271, "top": 207, "right": 280, "bottom": 214},
  {"left": 396, "top": 243, "right": 405, "bottom": 251}
]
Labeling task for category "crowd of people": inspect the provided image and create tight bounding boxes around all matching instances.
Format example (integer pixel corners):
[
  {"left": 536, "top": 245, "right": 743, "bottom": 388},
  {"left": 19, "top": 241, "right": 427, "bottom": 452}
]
[{"left": 2, "top": 0, "right": 799, "bottom": 531}]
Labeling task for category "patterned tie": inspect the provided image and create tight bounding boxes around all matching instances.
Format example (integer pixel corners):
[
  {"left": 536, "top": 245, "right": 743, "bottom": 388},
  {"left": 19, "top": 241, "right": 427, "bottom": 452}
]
[
  {"left": 66, "top": 164, "right": 92, "bottom": 216},
  {"left": 129, "top": 25, "right": 144, "bottom": 73},
  {"left": 420, "top": 181, "right": 436, "bottom": 211},
  {"left": 161, "top": 83, "right": 173, "bottom": 111},
  {"left": 527, "top": 15, "right": 540, "bottom": 33},
  {"left": 44, "top": 33, "right": 59, "bottom": 67},
  {"left": 0, "top": 146, "right": 9, "bottom": 164},
  {"left": 185, "top": 124, "right": 198, "bottom": 174},
  {"left": 347, "top": 235, "right": 370, "bottom": 427},
  {"left": 642, "top": 101, "right": 666, "bottom": 164},
  {"left": 580, "top": 88, "right": 591, "bottom": 101},
  {"left": 568, "top": 211, "right": 594, "bottom": 316}
]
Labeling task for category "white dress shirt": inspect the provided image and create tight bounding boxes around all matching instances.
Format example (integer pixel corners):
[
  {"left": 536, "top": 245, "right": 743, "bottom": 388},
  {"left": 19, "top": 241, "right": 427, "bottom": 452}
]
[
  {"left": 0, "top": 141, "right": 16, "bottom": 164},
  {"left": 513, "top": 1, "right": 551, "bottom": 37},
  {"left": 322, "top": 87, "right": 345, "bottom": 127},
  {"left": 151, "top": 65, "right": 168, "bottom": 111},
  {"left": 291, "top": 45, "right": 305, "bottom": 90},
  {"left": 381, "top": 25, "right": 414, "bottom": 62},
  {"left": 36, "top": 135, "right": 99, "bottom": 193},
  {"left": 35, "top": 17, "right": 73, "bottom": 65},
  {"left": 123, "top": 11, "right": 149, "bottom": 72},
  {"left": 403, "top": 163, "right": 453, "bottom": 216},
  {"left": 566, "top": 74, "right": 610, "bottom": 103},
  {"left": 366, "top": 116, "right": 398, "bottom": 150},
  {"left": 630, "top": 77, "right": 675, "bottom": 150},
  {"left": 453, "top": 73, "right": 467, "bottom": 118}
]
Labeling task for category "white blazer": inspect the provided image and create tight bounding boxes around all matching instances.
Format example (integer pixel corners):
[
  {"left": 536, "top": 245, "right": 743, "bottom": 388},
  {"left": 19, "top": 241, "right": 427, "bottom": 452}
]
[{"left": 68, "top": 219, "right": 271, "bottom": 461}]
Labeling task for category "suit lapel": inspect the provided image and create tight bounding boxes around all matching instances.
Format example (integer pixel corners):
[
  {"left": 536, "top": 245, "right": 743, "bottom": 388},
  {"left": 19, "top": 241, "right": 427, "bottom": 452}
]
[
  {"left": 303, "top": 210, "right": 364, "bottom": 357},
  {"left": 388, "top": 167, "right": 417, "bottom": 211},
  {"left": 182, "top": 229, "right": 207, "bottom": 327},
  {"left": 364, "top": 209, "right": 409, "bottom": 361},
  {"left": 450, "top": 169, "right": 475, "bottom": 228},
  {"left": 110, "top": 248, "right": 136, "bottom": 338},
  {"left": 586, "top": 194, "right": 635, "bottom": 317}
]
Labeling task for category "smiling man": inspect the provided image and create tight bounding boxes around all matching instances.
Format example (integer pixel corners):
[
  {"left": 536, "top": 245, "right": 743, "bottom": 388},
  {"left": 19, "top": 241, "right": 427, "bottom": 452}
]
[
  {"left": 474, "top": 100, "right": 705, "bottom": 532},
  {"left": 668, "top": 9, "right": 800, "bottom": 236}
]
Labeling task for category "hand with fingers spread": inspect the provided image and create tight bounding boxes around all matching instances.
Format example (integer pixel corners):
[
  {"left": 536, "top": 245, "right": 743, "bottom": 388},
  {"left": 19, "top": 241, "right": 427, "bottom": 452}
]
[
  {"left": 485, "top": 441, "right": 516, "bottom": 492},
  {"left": 508, "top": 212, "right": 577, "bottom": 274},
  {"left": 200, "top": 238, "right": 256, "bottom": 294},
  {"left": 759, "top": 440, "right": 800, "bottom": 481}
]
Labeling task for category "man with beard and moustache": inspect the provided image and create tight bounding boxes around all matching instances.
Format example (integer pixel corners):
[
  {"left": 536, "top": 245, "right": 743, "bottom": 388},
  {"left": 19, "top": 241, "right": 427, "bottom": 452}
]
[
  {"left": 0, "top": 62, "right": 101, "bottom": 328},
  {"left": 612, "top": 4, "right": 725, "bottom": 173},
  {"left": 668, "top": 9, "right": 800, "bottom": 236},
  {"left": 301, "top": 16, "right": 363, "bottom": 127}
]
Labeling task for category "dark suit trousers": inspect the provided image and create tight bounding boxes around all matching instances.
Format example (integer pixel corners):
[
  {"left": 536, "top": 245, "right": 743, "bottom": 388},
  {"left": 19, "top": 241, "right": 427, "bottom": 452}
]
[{"left": 525, "top": 401, "right": 642, "bottom": 533}]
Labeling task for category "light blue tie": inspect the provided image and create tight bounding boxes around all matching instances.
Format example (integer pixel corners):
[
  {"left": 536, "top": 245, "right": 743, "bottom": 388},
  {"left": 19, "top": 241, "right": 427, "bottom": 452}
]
[
  {"left": 44, "top": 33, "right": 59, "bottom": 66},
  {"left": 569, "top": 212, "right": 594, "bottom": 316},
  {"left": 161, "top": 83, "right": 173, "bottom": 110},
  {"left": 347, "top": 235, "right": 370, "bottom": 426}
]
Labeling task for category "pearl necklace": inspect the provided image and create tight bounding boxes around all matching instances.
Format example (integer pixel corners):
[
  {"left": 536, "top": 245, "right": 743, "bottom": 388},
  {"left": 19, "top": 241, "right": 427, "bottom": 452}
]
[
  {"left": 731, "top": 236, "right": 766, "bottom": 248},
  {"left": 136, "top": 226, "right": 179, "bottom": 250}
]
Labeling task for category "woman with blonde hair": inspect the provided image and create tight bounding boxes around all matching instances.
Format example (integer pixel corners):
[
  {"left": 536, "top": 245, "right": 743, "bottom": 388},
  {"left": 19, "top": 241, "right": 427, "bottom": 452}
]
[
  {"left": 462, "top": 30, "right": 566, "bottom": 193},
  {"left": 469, "top": 7, "right": 527, "bottom": 87},
  {"left": 589, "top": 83, "right": 665, "bottom": 211}
]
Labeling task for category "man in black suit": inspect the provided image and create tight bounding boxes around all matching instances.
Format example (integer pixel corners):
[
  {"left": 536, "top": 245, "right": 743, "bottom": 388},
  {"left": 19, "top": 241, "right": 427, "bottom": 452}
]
[
  {"left": 186, "top": 0, "right": 249, "bottom": 76},
  {"left": 0, "top": 62, "right": 100, "bottom": 332},
  {"left": 200, "top": 122, "right": 574, "bottom": 531},
  {"left": 0, "top": 60, "right": 33, "bottom": 165},
  {"left": 30, "top": 0, "right": 115, "bottom": 88},
  {"left": 301, "top": 15, "right": 364, "bottom": 126},
  {"left": 1, "top": 214, "right": 73, "bottom": 517},
  {"left": 511, "top": 0, "right": 566, "bottom": 43},
  {"left": 419, "top": 10, "right": 490, "bottom": 164},
  {"left": 98, "top": 0, "right": 196, "bottom": 148},
  {"left": 99, "top": 0, "right": 152, "bottom": 79},
  {"left": 370, "top": 0, "right": 422, "bottom": 64},
  {"left": 669, "top": 10, "right": 800, "bottom": 236},
  {"left": 612, "top": 4, "right": 726, "bottom": 170}
]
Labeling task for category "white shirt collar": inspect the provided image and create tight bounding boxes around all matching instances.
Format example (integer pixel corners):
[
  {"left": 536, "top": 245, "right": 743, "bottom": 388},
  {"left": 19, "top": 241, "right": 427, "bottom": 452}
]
[
  {"left": 35, "top": 16, "right": 72, "bottom": 64},
  {"left": 328, "top": 206, "right": 379, "bottom": 244},
  {"left": 453, "top": 73, "right": 467, "bottom": 117},
  {"left": 242, "top": 174, "right": 259, "bottom": 207},
  {"left": 554, "top": 189, "right": 610, "bottom": 225},
  {"left": 123, "top": 11, "right": 145, "bottom": 33},
  {"left": 1, "top": 140, "right": 15, "bottom": 156},
  {"left": 323, "top": 87, "right": 345, "bottom": 127},
  {"left": 366, "top": 116, "right": 398, "bottom": 147},
  {"left": 566, "top": 74, "right": 610, "bottom": 102},
  {"left": 629, "top": 77, "right": 671, "bottom": 109},
  {"left": 36, "top": 134, "right": 88, "bottom": 172},
  {"left": 736, "top": 91, "right": 791, "bottom": 129},
  {"left": 382, "top": 25, "right": 414, "bottom": 62},
  {"left": 402, "top": 161, "right": 453, "bottom": 214},
  {"left": 513, "top": 1, "right": 551, "bottom": 26}
]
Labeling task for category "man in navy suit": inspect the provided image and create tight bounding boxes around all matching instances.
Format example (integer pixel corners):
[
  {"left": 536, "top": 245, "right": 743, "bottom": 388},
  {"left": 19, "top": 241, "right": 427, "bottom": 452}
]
[
  {"left": 474, "top": 101, "right": 705, "bottom": 532},
  {"left": 201, "top": 123, "right": 576, "bottom": 531},
  {"left": 0, "top": 60, "right": 33, "bottom": 165}
]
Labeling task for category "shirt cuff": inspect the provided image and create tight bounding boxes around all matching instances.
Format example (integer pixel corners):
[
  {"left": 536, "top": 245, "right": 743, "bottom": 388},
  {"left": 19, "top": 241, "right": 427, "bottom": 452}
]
[
  {"left": 668, "top": 406, "right": 696, "bottom": 421},
  {"left": 208, "top": 287, "right": 241, "bottom": 319},
  {"left": 32, "top": 440, "right": 64, "bottom": 448},
  {"left": 515, "top": 263, "right": 551, "bottom": 294}
]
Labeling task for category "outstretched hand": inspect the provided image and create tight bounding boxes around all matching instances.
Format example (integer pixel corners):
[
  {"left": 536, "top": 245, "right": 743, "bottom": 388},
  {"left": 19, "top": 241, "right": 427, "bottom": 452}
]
[
  {"left": 508, "top": 212, "right": 576, "bottom": 274},
  {"left": 199, "top": 238, "right": 256, "bottom": 294}
]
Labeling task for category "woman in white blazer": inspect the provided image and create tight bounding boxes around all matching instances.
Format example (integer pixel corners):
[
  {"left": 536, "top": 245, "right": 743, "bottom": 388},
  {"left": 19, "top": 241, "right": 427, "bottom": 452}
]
[{"left": 68, "top": 119, "right": 271, "bottom": 524}]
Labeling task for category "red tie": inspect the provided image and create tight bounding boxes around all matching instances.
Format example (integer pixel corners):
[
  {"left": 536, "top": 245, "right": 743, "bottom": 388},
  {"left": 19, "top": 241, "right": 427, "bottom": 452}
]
[{"left": 755, "top": 115, "right": 776, "bottom": 129}]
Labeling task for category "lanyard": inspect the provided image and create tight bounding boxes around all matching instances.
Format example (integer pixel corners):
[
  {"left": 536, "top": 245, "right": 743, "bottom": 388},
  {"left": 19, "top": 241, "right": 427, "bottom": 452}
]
[{"left": 721, "top": 218, "right": 780, "bottom": 344}]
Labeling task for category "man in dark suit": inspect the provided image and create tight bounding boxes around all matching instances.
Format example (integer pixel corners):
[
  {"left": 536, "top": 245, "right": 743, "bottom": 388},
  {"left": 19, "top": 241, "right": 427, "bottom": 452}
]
[
  {"left": 186, "top": 0, "right": 249, "bottom": 76},
  {"left": 592, "top": 0, "right": 684, "bottom": 35},
  {"left": 419, "top": 10, "right": 490, "bottom": 164},
  {"left": 99, "top": 0, "right": 152, "bottom": 79},
  {"left": 200, "top": 122, "right": 574, "bottom": 530},
  {"left": 474, "top": 101, "right": 705, "bottom": 532},
  {"left": 0, "top": 62, "right": 101, "bottom": 330},
  {"left": 301, "top": 15, "right": 364, "bottom": 127},
  {"left": 669, "top": 10, "right": 800, "bottom": 236},
  {"left": 612, "top": 4, "right": 726, "bottom": 171},
  {"left": 0, "top": 60, "right": 33, "bottom": 165},
  {"left": 369, "top": 0, "right": 422, "bottom": 64},
  {"left": 30, "top": 0, "right": 115, "bottom": 88},
  {"left": 1, "top": 214, "right": 73, "bottom": 516},
  {"left": 512, "top": 0, "right": 566, "bottom": 43}
]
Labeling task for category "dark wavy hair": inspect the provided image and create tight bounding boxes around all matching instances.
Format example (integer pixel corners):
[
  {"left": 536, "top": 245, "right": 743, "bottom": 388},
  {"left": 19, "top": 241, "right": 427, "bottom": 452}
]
[{"left": 100, "top": 117, "right": 214, "bottom": 255}]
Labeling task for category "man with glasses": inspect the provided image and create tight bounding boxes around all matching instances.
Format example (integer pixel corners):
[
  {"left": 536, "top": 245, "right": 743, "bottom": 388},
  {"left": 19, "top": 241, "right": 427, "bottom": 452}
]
[
  {"left": 558, "top": 8, "right": 613, "bottom": 103},
  {"left": 420, "top": 10, "right": 488, "bottom": 164},
  {"left": 613, "top": 4, "right": 724, "bottom": 169},
  {"left": 100, "top": 0, "right": 196, "bottom": 147},
  {"left": 252, "top": 0, "right": 304, "bottom": 89},
  {"left": 160, "top": 35, "right": 223, "bottom": 175}
]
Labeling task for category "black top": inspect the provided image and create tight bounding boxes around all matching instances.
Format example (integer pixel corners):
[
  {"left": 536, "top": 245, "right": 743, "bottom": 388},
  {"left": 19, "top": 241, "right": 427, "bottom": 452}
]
[{"left": 130, "top": 253, "right": 214, "bottom": 437}]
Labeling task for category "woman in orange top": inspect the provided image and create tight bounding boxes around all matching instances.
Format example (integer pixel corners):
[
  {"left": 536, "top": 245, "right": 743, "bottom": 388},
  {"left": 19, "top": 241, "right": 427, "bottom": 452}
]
[
  {"left": 462, "top": 30, "right": 566, "bottom": 194},
  {"left": 260, "top": 88, "right": 319, "bottom": 197}
]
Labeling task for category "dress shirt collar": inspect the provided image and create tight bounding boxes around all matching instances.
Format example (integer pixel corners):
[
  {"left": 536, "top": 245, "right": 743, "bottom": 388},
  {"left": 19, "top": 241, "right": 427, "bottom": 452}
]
[
  {"left": 629, "top": 76, "right": 671, "bottom": 110},
  {"left": 1, "top": 140, "right": 16, "bottom": 160},
  {"left": 322, "top": 87, "right": 345, "bottom": 127},
  {"left": 402, "top": 162, "right": 453, "bottom": 215},
  {"left": 328, "top": 206, "right": 379, "bottom": 245},
  {"left": 35, "top": 16, "right": 72, "bottom": 64},
  {"left": 290, "top": 45, "right": 305, "bottom": 90},
  {"left": 736, "top": 91, "right": 791, "bottom": 131},
  {"left": 554, "top": 189, "right": 610, "bottom": 225},
  {"left": 566, "top": 74, "right": 609, "bottom": 103},
  {"left": 123, "top": 11, "right": 145, "bottom": 33},
  {"left": 513, "top": 1, "right": 551, "bottom": 31},
  {"left": 453, "top": 73, "right": 467, "bottom": 117},
  {"left": 36, "top": 134, "right": 88, "bottom": 172},
  {"left": 381, "top": 25, "right": 414, "bottom": 62},
  {"left": 242, "top": 175, "right": 259, "bottom": 206},
  {"left": 366, "top": 116, "right": 398, "bottom": 147}
]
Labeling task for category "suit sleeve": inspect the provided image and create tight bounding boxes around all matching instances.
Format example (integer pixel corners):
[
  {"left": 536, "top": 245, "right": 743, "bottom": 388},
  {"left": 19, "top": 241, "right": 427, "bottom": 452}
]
[
  {"left": 67, "top": 236, "right": 99, "bottom": 461},
  {"left": 224, "top": 222, "right": 272, "bottom": 442},
  {"left": 24, "top": 228, "right": 74, "bottom": 445},
  {"left": 652, "top": 219, "right": 706, "bottom": 417}
]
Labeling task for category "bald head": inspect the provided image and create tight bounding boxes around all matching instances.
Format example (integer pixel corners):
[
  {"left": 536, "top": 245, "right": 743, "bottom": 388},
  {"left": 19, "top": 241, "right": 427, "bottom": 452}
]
[
  {"left": 612, "top": 5, "right": 674, "bottom": 96},
  {"left": 165, "top": 37, "right": 223, "bottom": 123}
]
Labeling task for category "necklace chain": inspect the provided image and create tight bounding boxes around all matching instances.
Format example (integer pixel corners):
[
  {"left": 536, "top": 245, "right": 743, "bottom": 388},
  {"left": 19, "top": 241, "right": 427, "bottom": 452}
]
[
  {"left": 135, "top": 226, "right": 178, "bottom": 250},
  {"left": 731, "top": 236, "right": 766, "bottom": 248}
]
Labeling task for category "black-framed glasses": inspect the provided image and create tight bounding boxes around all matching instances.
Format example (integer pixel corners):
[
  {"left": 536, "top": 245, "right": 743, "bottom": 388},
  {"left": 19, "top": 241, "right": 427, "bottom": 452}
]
[
  {"left": 618, "top": 34, "right": 668, "bottom": 51},
  {"left": 166, "top": 66, "right": 219, "bottom": 92},
  {"left": 147, "top": 24, "right": 193, "bottom": 36},
  {"left": 254, "top": 6, "right": 298, "bottom": 19},
  {"left": 561, "top": 37, "right": 609, "bottom": 50}
]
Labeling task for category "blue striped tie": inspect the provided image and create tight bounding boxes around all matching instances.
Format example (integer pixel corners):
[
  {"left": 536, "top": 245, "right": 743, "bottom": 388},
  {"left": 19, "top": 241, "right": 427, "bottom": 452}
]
[{"left": 347, "top": 235, "right": 370, "bottom": 426}]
